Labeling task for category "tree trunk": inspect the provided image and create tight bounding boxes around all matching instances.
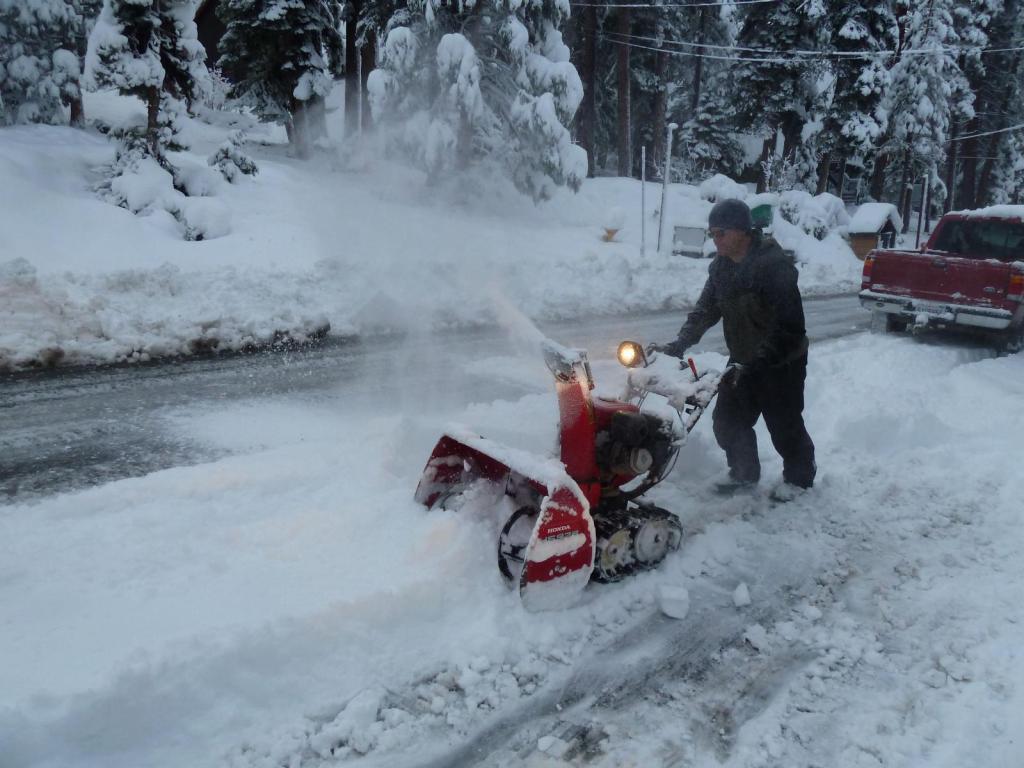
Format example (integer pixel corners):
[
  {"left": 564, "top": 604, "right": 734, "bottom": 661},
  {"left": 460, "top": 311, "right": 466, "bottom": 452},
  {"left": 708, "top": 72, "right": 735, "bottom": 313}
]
[
  {"left": 691, "top": 8, "right": 706, "bottom": 113},
  {"left": 780, "top": 112, "right": 802, "bottom": 165},
  {"left": 291, "top": 97, "right": 311, "bottom": 158},
  {"left": 359, "top": 27, "right": 376, "bottom": 132},
  {"left": 899, "top": 148, "right": 912, "bottom": 233},
  {"left": 944, "top": 121, "right": 958, "bottom": 212},
  {"left": 344, "top": 0, "right": 360, "bottom": 138},
  {"left": 870, "top": 152, "right": 889, "bottom": 201},
  {"left": 146, "top": 87, "right": 160, "bottom": 155},
  {"left": 816, "top": 151, "right": 831, "bottom": 195},
  {"left": 69, "top": 94, "right": 85, "bottom": 127},
  {"left": 577, "top": 2, "right": 597, "bottom": 177},
  {"left": 616, "top": 7, "right": 631, "bottom": 178},
  {"left": 957, "top": 113, "right": 979, "bottom": 209},
  {"left": 651, "top": 43, "right": 668, "bottom": 179},
  {"left": 757, "top": 136, "right": 773, "bottom": 192}
]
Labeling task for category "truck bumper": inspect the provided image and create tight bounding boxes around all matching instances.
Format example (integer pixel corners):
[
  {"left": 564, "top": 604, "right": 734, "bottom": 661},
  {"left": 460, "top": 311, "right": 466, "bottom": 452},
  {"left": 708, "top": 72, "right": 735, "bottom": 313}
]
[{"left": 859, "top": 290, "right": 1014, "bottom": 330}]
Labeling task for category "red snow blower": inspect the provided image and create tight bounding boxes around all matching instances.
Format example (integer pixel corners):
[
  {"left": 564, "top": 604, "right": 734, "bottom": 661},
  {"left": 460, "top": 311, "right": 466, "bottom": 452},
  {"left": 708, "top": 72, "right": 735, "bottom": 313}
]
[{"left": 414, "top": 340, "right": 722, "bottom": 610}]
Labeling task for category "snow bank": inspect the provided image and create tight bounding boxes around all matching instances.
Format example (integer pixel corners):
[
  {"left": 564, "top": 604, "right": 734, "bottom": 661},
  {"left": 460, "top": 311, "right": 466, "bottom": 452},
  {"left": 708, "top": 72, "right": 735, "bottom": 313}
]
[{"left": 0, "top": 92, "right": 862, "bottom": 370}]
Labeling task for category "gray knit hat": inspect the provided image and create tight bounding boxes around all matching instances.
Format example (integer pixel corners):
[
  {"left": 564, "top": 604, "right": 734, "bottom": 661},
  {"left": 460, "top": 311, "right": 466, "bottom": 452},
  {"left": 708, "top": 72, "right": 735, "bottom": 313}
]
[{"left": 708, "top": 199, "right": 753, "bottom": 232}]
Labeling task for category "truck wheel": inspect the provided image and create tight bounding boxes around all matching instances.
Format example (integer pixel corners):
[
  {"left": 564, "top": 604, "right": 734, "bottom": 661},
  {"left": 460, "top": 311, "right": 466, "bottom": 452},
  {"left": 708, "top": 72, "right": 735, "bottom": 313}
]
[
  {"left": 885, "top": 315, "right": 908, "bottom": 334},
  {"left": 873, "top": 312, "right": 906, "bottom": 334},
  {"left": 995, "top": 329, "right": 1024, "bottom": 357}
]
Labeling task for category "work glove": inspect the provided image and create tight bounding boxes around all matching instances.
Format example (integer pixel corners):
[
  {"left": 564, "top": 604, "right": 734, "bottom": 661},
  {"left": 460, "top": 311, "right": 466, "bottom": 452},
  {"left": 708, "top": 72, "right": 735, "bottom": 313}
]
[
  {"left": 646, "top": 340, "right": 687, "bottom": 358},
  {"left": 721, "top": 363, "right": 747, "bottom": 389}
]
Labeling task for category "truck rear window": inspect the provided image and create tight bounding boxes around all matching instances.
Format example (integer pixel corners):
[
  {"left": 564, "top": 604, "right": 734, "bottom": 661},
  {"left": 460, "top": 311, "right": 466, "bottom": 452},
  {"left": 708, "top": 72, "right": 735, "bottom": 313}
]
[{"left": 931, "top": 219, "right": 1024, "bottom": 261}]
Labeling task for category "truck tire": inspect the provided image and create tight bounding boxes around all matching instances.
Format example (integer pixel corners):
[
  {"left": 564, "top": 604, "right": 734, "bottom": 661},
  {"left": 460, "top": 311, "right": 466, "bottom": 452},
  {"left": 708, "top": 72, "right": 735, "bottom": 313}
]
[
  {"left": 995, "top": 329, "right": 1024, "bottom": 357},
  {"left": 885, "top": 315, "right": 908, "bottom": 333},
  {"left": 873, "top": 312, "right": 907, "bottom": 334}
]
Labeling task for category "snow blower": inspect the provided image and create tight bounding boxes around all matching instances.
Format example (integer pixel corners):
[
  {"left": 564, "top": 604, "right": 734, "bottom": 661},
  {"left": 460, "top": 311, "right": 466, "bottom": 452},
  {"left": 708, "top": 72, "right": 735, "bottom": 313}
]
[{"left": 415, "top": 340, "right": 722, "bottom": 610}]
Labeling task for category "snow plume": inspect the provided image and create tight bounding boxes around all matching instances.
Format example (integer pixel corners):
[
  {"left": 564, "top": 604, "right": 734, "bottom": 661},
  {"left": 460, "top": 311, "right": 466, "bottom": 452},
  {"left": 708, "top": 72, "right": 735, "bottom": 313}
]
[
  {"left": 368, "top": 0, "right": 586, "bottom": 202},
  {"left": 487, "top": 289, "right": 548, "bottom": 354}
]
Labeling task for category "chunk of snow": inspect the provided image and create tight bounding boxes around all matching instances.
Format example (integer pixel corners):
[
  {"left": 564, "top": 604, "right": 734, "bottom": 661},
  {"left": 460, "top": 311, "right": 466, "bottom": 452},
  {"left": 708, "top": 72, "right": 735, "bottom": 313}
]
[
  {"left": 744, "top": 624, "right": 770, "bottom": 651},
  {"left": 733, "top": 582, "right": 751, "bottom": 607},
  {"left": 658, "top": 585, "right": 690, "bottom": 619}
]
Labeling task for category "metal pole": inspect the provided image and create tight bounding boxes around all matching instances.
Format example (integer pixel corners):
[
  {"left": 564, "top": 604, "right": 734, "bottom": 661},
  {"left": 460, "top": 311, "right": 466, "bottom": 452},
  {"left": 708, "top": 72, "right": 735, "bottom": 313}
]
[
  {"left": 923, "top": 173, "right": 932, "bottom": 235},
  {"left": 641, "top": 146, "right": 647, "bottom": 256},
  {"left": 921, "top": 174, "right": 929, "bottom": 246},
  {"left": 657, "top": 122, "right": 678, "bottom": 252}
]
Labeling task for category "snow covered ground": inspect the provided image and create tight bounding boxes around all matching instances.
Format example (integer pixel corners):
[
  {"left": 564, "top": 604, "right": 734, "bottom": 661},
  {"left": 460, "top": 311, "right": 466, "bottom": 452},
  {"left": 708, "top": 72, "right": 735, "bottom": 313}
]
[
  {"left": 1, "top": 90, "right": 861, "bottom": 371},
  {"left": 5, "top": 89, "right": 1020, "bottom": 768},
  {"left": 2, "top": 330, "right": 1022, "bottom": 768}
]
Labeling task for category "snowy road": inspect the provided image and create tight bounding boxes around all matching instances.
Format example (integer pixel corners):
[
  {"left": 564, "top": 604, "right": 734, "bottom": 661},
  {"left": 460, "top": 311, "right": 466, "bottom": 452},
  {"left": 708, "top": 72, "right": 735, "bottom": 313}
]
[
  {"left": 2, "top": 299, "right": 1022, "bottom": 768},
  {"left": 0, "top": 295, "right": 866, "bottom": 501}
]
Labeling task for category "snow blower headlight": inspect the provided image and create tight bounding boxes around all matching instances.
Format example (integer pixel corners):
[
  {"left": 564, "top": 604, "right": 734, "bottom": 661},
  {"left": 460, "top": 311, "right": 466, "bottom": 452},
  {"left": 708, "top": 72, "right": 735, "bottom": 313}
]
[{"left": 617, "top": 341, "right": 645, "bottom": 368}]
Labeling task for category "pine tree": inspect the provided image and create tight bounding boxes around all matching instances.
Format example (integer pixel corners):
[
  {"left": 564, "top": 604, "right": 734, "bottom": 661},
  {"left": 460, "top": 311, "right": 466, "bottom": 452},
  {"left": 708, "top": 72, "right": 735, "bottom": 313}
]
[
  {"left": 217, "top": 0, "right": 343, "bottom": 156},
  {"left": 818, "top": 0, "right": 898, "bottom": 191},
  {"left": 730, "top": 0, "right": 829, "bottom": 188},
  {"left": 951, "top": 0, "right": 1022, "bottom": 207},
  {"left": 989, "top": 131, "right": 1024, "bottom": 204},
  {"left": 0, "top": 0, "right": 81, "bottom": 125},
  {"left": 670, "top": 2, "right": 741, "bottom": 181},
  {"left": 879, "top": 0, "right": 969, "bottom": 221},
  {"left": 368, "top": 0, "right": 586, "bottom": 201},
  {"left": 86, "top": 0, "right": 207, "bottom": 155}
]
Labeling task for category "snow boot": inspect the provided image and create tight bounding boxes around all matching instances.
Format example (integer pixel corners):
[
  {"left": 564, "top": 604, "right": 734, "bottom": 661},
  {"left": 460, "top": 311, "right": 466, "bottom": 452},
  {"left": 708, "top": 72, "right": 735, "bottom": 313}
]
[
  {"left": 710, "top": 471, "right": 757, "bottom": 496},
  {"left": 769, "top": 480, "right": 809, "bottom": 503}
]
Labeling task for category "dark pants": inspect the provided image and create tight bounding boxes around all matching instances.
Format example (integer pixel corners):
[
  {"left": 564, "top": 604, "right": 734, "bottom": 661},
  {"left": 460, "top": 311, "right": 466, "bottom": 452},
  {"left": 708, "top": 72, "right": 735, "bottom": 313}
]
[{"left": 712, "top": 353, "right": 816, "bottom": 488}]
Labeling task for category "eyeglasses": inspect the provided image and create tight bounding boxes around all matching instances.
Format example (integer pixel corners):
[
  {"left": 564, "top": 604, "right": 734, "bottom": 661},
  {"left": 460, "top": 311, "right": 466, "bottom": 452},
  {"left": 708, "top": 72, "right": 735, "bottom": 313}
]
[{"left": 707, "top": 228, "right": 728, "bottom": 240}]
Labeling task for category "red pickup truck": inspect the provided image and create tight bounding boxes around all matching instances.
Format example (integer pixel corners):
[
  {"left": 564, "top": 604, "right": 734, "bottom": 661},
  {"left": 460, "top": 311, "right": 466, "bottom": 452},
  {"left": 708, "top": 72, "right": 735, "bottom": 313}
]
[{"left": 859, "top": 207, "right": 1024, "bottom": 352}]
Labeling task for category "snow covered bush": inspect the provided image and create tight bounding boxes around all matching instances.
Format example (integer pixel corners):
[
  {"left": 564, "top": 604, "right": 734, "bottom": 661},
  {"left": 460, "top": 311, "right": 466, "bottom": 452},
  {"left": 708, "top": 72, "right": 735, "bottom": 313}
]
[
  {"left": 209, "top": 130, "right": 258, "bottom": 182},
  {"left": 777, "top": 190, "right": 849, "bottom": 240},
  {"left": 367, "top": 0, "right": 587, "bottom": 202},
  {"left": 0, "top": 0, "right": 81, "bottom": 125},
  {"left": 699, "top": 174, "right": 747, "bottom": 203},
  {"left": 96, "top": 128, "right": 231, "bottom": 241}
]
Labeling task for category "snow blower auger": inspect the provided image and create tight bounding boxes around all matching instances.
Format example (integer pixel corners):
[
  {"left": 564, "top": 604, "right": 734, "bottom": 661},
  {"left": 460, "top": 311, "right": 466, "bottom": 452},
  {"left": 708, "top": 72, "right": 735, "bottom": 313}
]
[{"left": 414, "top": 340, "right": 723, "bottom": 610}]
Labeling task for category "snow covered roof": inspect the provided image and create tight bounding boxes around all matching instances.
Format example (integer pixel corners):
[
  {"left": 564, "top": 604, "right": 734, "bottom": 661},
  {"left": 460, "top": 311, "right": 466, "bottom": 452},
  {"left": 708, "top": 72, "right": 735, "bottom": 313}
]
[
  {"left": 848, "top": 202, "right": 902, "bottom": 234},
  {"left": 952, "top": 205, "right": 1024, "bottom": 220}
]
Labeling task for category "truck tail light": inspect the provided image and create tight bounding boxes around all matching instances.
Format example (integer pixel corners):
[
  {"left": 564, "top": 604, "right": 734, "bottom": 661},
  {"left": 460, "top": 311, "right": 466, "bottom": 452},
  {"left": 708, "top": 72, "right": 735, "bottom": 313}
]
[
  {"left": 1009, "top": 269, "right": 1024, "bottom": 302},
  {"left": 862, "top": 255, "right": 874, "bottom": 289}
]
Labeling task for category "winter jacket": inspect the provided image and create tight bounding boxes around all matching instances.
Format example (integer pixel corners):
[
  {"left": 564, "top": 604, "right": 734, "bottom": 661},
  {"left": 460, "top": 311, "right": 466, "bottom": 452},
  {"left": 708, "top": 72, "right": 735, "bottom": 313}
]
[{"left": 671, "top": 234, "right": 808, "bottom": 368}]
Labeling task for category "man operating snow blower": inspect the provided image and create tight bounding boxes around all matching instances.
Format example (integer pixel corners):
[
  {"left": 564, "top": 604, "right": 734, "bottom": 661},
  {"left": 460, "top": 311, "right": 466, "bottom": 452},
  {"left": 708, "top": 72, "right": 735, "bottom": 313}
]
[{"left": 649, "top": 198, "right": 816, "bottom": 501}]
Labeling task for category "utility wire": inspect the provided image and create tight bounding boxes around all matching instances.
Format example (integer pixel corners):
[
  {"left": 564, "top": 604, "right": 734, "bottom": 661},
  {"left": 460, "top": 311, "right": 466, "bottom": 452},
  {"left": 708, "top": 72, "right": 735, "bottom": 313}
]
[
  {"left": 946, "top": 122, "right": 1024, "bottom": 143},
  {"left": 571, "top": 0, "right": 779, "bottom": 7},
  {"left": 601, "top": 32, "right": 806, "bottom": 62},
  {"left": 603, "top": 29, "right": 1024, "bottom": 60}
]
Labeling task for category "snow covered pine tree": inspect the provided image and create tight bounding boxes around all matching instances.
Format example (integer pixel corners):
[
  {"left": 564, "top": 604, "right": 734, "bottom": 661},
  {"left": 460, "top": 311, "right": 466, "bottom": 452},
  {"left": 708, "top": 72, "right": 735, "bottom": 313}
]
[
  {"left": 367, "top": 0, "right": 587, "bottom": 201},
  {"left": 86, "top": 0, "right": 206, "bottom": 156},
  {"left": 878, "top": 0, "right": 970, "bottom": 220},
  {"left": 217, "top": 0, "right": 342, "bottom": 156},
  {"left": 817, "top": 0, "right": 898, "bottom": 190},
  {"left": 0, "top": 0, "right": 81, "bottom": 125},
  {"left": 730, "top": 0, "right": 829, "bottom": 191}
]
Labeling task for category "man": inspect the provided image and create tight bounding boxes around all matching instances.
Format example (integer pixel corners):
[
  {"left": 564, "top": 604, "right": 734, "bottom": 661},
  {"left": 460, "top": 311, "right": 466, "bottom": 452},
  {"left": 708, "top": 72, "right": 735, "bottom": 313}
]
[{"left": 650, "top": 198, "right": 816, "bottom": 500}]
